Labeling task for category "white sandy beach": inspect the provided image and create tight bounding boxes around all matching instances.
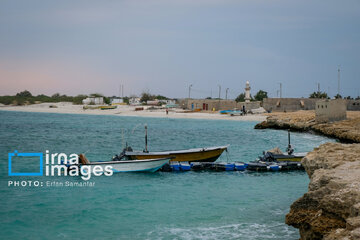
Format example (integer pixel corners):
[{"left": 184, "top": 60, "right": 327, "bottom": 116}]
[{"left": 0, "top": 102, "right": 267, "bottom": 121}]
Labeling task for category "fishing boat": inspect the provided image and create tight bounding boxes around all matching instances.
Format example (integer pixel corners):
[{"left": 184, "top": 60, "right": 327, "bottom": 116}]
[
  {"left": 125, "top": 145, "right": 228, "bottom": 163},
  {"left": 78, "top": 154, "right": 171, "bottom": 173},
  {"left": 100, "top": 105, "right": 117, "bottom": 110},
  {"left": 219, "top": 109, "right": 243, "bottom": 115},
  {"left": 247, "top": 160, "right": 303, "bottom": 171},
  {"left": 259, "top": 150, "right": 306, "bottom": 162},
  {"left": 259, "top": 131, "right": 307, "bottom": 162},
  {"left": 122, "top": 125, "right": 229, "bottom": 162}
]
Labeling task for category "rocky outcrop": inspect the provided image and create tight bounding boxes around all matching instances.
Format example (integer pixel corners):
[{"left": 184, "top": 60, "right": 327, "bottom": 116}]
[
  {"left": 286, "top": 142, "right": 360, "bottom": 239},
  {"left": 255, "top": 111, "right": 360, "bottom": 143}
]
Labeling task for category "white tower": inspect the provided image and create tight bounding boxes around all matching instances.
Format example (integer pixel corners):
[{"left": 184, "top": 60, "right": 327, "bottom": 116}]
[{"left": 245, "top": 81, "right": 251, "bottom": 102}]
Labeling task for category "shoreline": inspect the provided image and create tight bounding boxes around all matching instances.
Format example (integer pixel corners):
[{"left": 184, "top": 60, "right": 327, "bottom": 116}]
[
  {"left": 253, "top": 110, "right": 360, "bottom": 239},
  {"left": 286, "top": 142, "right": 360, "bottom": 239},
  {"left": 0, "top": 102, "right": 267, "bottom": 122},
  {"left": 255, "top": 110, "right": 360, "bottom": 143}
]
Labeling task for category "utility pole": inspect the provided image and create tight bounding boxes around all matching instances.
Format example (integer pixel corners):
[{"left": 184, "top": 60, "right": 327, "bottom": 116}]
[
  {"left": 119, "top": 84, "right": 121, "bottom": 98},
  {"left": 218, "top": 85, "right": 221, "bottom": 99},
  {"left": 279, "top": 83, "right": 282, "bottom": 98},
  {"left": 338, "top": 65, "right": 341, "bottom": 96},
  {"left": 225, "top": 88, "right": 229, "bottom": 100},
  {"left": 122, "top": 84, "right": 124, "bottom": 98},
  {"left": 188, "top": 84, "right": 193, "bottom": 99},
  {"left": 318, "top": 83, "right": 320, "bottom": 93}
]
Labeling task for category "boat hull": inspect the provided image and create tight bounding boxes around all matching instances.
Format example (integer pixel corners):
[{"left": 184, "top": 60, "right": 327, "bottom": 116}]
[
  {"left": 125, "top": 146, "right": 228, "bottom": 163},
  {"left": 82, "top": 158, "right": 170, "bottom": 173},
  {"left": 271, "top": 154, "right": 306, "bottom": 162}
]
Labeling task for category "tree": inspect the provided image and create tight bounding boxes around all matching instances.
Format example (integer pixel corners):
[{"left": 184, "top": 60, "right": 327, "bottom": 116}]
[
  {"left": 123, "top": 96, "right": 130, "bottom": 104},
  {"left": 140, "top": 92, "right": 155, "bottom": 103},
  {"left": 254, "top": 90, "right": 268, "bottom": 101},
  {"left": 104, "top": 97, "right": 110, "bottom": 104},
  {"left": 154, "top": 95, "right": 168, "bottom": 100},
  {"left": 51, "top": 93, "right": 61, "bottom": 98},
  {"left": 72, "top": 94, "right": 87, "bottom": 104},
  {"left": 89, "top": 93, "right": 104, "bottom": 97},
  {"left": 345, "top": 96, "right": 353, "bottom": 100},
  {"left": 334, "top": 94, "right": 342, "bottom": 99},
  {"left": 235, "top": 93, "right": 245, "bottom": 102},
  {"left": 16, "top": 90, "right": 32, "bottom": 98},
  {"left": 309, "top": 91, "right": 329, "bottom": 99}
]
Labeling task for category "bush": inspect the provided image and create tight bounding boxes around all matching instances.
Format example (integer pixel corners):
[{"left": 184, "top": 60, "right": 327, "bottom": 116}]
[
  {"left": 235, "top": 93, "right": 245, "bottom": 102},
  {"left": 254, "top": 90, "right": 268, "bottom": 101},
  {"left": 309, "top": 91, "right": 329, "bottom": 99}
]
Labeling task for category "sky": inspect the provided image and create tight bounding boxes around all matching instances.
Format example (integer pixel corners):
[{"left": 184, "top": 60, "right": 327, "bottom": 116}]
[{"left": 0, "top": 0, "right": 359, "bottom": 99}]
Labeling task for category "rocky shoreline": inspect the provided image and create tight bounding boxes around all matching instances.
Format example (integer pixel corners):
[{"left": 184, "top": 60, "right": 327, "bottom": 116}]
[
  {"left": 255, "top": 111, "right": 360, "bottom": 239},
  {"left": 286, "top": 143, "right": 360, "bottom": 239},
  {"left": 254, "top": 111, "right": 360, "bottom": 143}
]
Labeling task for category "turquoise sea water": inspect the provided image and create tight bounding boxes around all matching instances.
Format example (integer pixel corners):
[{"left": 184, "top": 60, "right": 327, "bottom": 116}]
[{"left": 0, "top": 111, "right": 334, "bottom": 239}]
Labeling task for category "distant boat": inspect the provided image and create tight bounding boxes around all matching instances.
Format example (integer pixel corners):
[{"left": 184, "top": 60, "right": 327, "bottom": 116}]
[
  {"left": 100, "top": 106, "right": 117, "bottom": 110},
  {"left": 79, "top": 154, "right": 170, "bottom": 173},
  {"left": 219, "top": 109, "right": 243, "bottom": 116}
]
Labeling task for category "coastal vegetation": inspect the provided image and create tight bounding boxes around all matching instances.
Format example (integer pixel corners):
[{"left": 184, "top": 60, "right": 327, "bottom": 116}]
[
  {"left": 140, "top": 91, "right": 169, "bottom": 103},
  {"left": 235, "top": 93, "right": 246, "bottom": 102},
  {"left": 309, "top": 91, "right": 329, "bottom": 99},
  {"left": 254, "top": 90, "right": 268, "bottom": 101},
  {"left": 0, "top": 90, "right": 88, "bottom": 105}
]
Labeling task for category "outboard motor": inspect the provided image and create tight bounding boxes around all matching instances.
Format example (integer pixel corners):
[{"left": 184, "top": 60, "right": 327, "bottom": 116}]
[
  {"left": 287, "top": 144, "right": 294, "bottom": 155},
  {"left": 112, "top": 146, "right": 133, "bottom": 161}
]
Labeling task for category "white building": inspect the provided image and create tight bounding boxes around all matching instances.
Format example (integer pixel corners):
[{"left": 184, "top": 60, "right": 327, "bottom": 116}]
[
  {"left": 82, "top": 97, "right": 104, "bottom": 105},
  {"left": 161, "top": 99, "right": 176, "bottom": 105},
  {"left": 129, "top": 97, "right": 141, "bottom": 105},
  {"left": 111, "top": 98, "right": 124, "bottom": 105}
]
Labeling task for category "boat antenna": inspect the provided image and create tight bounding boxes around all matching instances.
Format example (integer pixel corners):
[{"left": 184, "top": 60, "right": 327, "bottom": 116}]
[
  {"left": 144, "top": 124, "right": 148, "bottom": 153},
  {"left": 288, "top": 130, "right": 291, "bottom": 146},
  {"left": 121, "top": 128, "right": 124, "bottom": 151}
]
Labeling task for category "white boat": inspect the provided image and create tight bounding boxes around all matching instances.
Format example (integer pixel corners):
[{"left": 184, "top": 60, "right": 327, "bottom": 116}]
[{"left": 79, "top": 154, "right": 171, "bottom": 173}]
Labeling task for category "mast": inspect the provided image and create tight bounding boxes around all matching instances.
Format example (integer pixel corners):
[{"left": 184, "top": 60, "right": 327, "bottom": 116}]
[
  {"left": 288, "top": 130, "right": 291, "bottom": 146},
  {"left": 144, "top": 124, "right": 148, "bottom": 152}
]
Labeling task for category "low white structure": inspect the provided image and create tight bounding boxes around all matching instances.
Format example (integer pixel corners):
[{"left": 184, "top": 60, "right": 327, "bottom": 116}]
[
  {"left": 161, "top": 99, "right": 176, "bottom": 105},
  {"left": 147, "top": 100, "right": 159, "bottom": 106},
  {"left": 129, "top": 97, "right": 141, "bottom": 105},
  {"left": 146, "top": 99, "right": 176, "bottom": 106},
  {"left": 111, "top": 98, "right": 124, "bottom": 105},
  {"left": 82, "top": 97, "right": 104, "bottom": 105},
  {"left": 245, "top": 81, "right": 251, "bottom": 103},
  {"left": 315, "top": 99, "right": 346, "bottom": 123}
]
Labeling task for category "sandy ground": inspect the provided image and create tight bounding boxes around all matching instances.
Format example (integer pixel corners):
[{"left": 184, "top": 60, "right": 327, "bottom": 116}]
[{"left": 0, "top": 102, "right": 267, "bottom": 121}]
